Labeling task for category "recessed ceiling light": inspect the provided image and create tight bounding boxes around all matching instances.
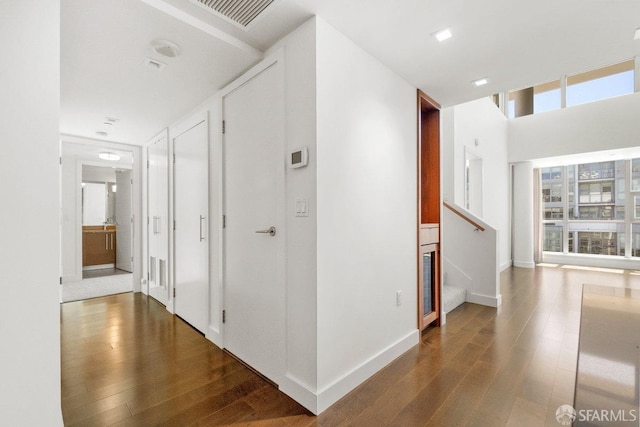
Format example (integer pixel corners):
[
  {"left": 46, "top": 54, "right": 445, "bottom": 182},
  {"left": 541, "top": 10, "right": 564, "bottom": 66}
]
[
  {"left": 96, "top": 131, "right": 108, "bottom": 137},
  {"left": 635, "top": 27, "right": 640, "bottom": 40},
  {"left": 151, "top": 39, "right": 182, "bottom": 58},
  {"left": 433, "top": 28, "right": 452, "bottom": 42},
  {"left": 472, "top": 78, "right": 489, "bottom": 87},
  {"left": 99, "top": 152, "right": 120, "bottom": 161}
]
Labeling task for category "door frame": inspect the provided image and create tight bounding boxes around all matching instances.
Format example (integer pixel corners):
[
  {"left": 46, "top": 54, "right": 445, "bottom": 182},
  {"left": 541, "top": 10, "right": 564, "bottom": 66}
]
[
  {"left": 60, "top": 136, "right": 142, "bottom": 291},
  {"left": 219, "top": 50, "right": 287, "bottom": 379}
]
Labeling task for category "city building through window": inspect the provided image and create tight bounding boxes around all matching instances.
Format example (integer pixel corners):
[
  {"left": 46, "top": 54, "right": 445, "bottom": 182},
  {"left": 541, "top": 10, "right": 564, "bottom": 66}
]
[{"left": 540, "top": 158, "right": 640, "bottom": 258}]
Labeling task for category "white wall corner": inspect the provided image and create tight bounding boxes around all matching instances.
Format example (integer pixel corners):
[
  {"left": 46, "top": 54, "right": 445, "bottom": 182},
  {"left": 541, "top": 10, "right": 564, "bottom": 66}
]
[
  {"left": 279, "top": 373, "right": 319, "bottom": 415},
  {"left": 316, "top": 330, "right": 419, "bottom": 414}
]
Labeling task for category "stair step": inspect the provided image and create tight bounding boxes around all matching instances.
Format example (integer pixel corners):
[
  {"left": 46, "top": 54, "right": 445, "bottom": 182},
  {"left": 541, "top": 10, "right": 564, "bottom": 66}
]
[{"left": 443, "top": 285, "right": 466, "bottom": 313}]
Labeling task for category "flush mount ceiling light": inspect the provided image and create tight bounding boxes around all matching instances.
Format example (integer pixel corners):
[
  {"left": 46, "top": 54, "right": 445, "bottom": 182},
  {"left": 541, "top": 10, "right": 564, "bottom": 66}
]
[
  {"left": 99, "top": 152, "right": 120, "bottom": 161},
  {"left": 151, "top": 39, "right": 182, "bottom": 58},
  {"left": 433, "top": 28, "right": 452, "bottom": 42},
  {"left": 472, "top": 78, "right": 489, "bottom": 87}
]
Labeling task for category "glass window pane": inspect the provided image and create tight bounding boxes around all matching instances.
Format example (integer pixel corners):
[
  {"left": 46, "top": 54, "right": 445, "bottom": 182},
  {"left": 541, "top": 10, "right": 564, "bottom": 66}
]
[
  {"left": 576, "top": 231, "right": 618, "bottom": 255},
  {"left": 534, "top": 80, "right": 561, "bottom": 115},
  {"left": 541, "top": 167, "right": 563, "bottom": 220},
  {"left": 567, "top": 60, "right": 634, "bottom": 107},
  {"left": 632, "top": 159, "right": 640, "bottom": 191},
  {"left": 633, "top": 224, "right": 640, "bottom": 257},
  {"left": 543, "top": 224, "right": 563, "bottom": 252}
]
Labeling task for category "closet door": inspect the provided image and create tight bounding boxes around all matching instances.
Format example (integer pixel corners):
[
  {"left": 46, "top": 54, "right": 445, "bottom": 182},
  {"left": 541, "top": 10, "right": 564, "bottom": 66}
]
[
  {"left": 148, "top": 132, "right": 169, "bottom": 305},
  {"left": 223, "top": 58, "right": 285, "bottom": 384},
  {"left": 173, "top": 117, "right": 209, "bottom": 333}
]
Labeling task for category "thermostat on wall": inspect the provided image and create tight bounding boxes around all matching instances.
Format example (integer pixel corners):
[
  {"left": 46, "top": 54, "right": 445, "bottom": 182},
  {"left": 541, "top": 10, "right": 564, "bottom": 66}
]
[{"left": 288, "top": 146, "right": 308, "bottom": 169}]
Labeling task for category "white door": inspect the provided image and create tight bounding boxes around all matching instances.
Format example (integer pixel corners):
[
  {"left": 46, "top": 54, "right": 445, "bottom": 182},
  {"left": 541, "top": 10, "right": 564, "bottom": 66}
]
[
  {"left": 115, "top": 169, "right": 133, "bottom": 272},
  {"left": 148, "top": 134, "right": 169, "bottom": 305},
  {"left": 174, "top": 119, "right": 209, "bottom": 333},
  {"left": 223, "top": 60, "right": 285, "bottom": 383}
]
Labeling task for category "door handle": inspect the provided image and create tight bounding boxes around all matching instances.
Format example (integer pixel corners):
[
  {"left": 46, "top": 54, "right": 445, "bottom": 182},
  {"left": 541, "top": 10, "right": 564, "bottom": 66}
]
[
  {"left": 200, "top": 215, "right": 206, "bottom": 241},
  {"left": 255, "top": 226, "right": 276, "bottom": 236}
]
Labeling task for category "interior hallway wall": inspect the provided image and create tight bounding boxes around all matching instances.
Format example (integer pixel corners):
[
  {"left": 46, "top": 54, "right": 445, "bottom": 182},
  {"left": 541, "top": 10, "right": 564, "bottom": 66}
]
[
  {"left": 0, "top": 1, "right": 63, "bottom": 425},
  {"left": 315, "top": 17, "right": 419, "bottom": 412}
]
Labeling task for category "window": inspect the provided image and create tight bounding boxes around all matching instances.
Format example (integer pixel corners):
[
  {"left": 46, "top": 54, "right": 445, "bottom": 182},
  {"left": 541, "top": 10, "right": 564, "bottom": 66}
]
[
  {"left": 566, "top": 60, "right": 635, "bottom": 107},
  {"left": 540, "top": 159, "right": 640, "bottom": 259},
  {"left": 506, "top": 59, "right": 636, "bottom": 119}
]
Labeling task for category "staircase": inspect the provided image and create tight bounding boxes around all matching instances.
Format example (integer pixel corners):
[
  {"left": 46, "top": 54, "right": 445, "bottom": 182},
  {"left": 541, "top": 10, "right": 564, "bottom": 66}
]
[{"left": 442, "top": 285, "right": 466, "bottom": 313}]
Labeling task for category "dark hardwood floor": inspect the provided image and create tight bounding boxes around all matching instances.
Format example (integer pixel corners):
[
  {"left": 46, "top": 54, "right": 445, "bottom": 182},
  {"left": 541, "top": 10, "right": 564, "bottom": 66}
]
[{"left": 61, "top": 265, "right": 640, "bottom": 426}]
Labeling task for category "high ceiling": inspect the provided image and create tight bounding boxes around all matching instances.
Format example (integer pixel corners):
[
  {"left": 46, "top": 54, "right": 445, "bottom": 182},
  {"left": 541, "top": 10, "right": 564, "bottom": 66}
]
[{"left": 61, "top": 0, "right": 640, "bottom": 145}]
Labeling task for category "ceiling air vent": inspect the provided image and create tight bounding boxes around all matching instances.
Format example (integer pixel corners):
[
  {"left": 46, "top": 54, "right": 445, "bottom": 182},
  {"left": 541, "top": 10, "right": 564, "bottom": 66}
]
[{"left": 190, "top": 0, "right": 277, "bottom": 29}]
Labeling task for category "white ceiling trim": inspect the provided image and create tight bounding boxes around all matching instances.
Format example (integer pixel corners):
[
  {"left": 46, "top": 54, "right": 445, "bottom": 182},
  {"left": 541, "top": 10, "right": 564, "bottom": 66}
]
[{"left": 139, "top": 0, "right": 263, "bottom": 57}]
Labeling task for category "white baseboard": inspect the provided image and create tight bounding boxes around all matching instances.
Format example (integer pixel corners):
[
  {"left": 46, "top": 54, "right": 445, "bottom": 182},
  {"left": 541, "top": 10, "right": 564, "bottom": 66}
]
[
  {"left": 206, "top": 325, "right": 222, "bottom": 349},
  {"left": 316, "top": 329, "right": 419, "bottom": 414},
  {"left": 513, "top": 260, "right": 535, "bottom": 268},
  {"left": 277, "top": 330, "right": 421, "bottom": 414},
  {"left": 279, "top": 374, "right": 319, "bottom": 415},
  {"left": 467, "top": 292, "right": 502, "bottom": 308},
  {"left": 499, "top": 261, "right": 512, "bottom": 271}
]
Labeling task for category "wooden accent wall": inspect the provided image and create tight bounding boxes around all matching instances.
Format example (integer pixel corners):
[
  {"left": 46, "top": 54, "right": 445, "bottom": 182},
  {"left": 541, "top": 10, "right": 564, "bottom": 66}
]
[
  {"left": 421, "top": 105, "right": 440, "bottom": 224},
  {"left": 417, "top": 90, "right": 441, "bottom": 329}
]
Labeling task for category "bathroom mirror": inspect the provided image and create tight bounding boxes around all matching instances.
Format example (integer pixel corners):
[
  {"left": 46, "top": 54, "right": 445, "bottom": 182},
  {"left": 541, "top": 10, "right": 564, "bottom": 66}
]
[{"left": 82, "top": 166, "right": 117, "bottom": 225}]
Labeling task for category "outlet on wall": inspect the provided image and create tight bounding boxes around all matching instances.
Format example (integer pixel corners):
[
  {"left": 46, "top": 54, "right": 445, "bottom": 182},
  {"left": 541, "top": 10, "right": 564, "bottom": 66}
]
[{"left": 396, "top": 290, "right": 402, "bottom": 306}]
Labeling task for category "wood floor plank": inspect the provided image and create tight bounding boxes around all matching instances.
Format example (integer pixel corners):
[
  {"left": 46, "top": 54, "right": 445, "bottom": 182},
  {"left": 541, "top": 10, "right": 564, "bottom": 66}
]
[{"left": 60, "top": 266, "right": 640, "bottom": 426}]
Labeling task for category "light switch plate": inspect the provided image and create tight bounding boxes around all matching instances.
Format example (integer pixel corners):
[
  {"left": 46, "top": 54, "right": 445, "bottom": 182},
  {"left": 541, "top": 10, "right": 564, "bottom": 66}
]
[{"left": 295, "top": 198, "right": 309, "bottom": 217}]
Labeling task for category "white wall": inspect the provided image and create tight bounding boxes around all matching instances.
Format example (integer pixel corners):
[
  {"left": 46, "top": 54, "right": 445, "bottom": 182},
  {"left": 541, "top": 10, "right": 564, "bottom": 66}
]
[
  {"left": 315, "top": 18, "right": 419, "bottom": 412},
  {"left": 0, "top": 1, "right": 62, "bottom": 425},
  {"left": 444, "top": 97, "right": 511, "bottom": 270},
  {"left": 509, "top": 91, "right": 640, "bottom": 162}
]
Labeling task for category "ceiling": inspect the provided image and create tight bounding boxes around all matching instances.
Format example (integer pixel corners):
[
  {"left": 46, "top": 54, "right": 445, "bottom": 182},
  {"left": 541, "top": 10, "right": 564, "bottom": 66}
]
[
  {"left": 63, "top": 140, "right": 135, "bottom": 169},
  {"left": 61, "top": 0, "right": 640, "bottom": 145}
]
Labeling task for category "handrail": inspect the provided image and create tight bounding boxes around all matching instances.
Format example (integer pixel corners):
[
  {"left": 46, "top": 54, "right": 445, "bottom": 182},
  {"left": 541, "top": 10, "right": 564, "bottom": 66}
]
[{"left": 443, "top": 201, "right": 485, "bottom": 232}]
